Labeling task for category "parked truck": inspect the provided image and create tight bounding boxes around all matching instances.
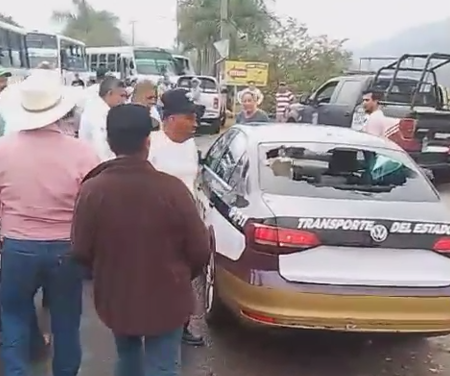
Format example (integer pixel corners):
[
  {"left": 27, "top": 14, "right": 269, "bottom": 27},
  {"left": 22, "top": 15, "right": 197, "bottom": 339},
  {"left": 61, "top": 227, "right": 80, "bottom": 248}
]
[{"left": 295, "top": 53, "right": 450, "bottom": 175}]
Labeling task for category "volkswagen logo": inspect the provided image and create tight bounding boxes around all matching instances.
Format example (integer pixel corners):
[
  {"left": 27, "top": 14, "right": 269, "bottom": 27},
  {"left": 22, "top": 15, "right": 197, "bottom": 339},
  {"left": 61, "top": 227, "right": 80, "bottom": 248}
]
[{"left": 370, "top": 224, "right": 388, "bottom": 242}]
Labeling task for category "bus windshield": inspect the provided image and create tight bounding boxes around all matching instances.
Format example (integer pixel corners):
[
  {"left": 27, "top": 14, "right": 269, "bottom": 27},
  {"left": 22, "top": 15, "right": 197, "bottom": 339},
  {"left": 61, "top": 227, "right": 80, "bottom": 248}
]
[
  {"left": 26, "top": 33, "right": 59, "bottom": 68},
  {"left": 134, "top": 49, "right": 176, "bottom": 75},
  {"left": 60, "top": 42, "right": 86, "bottom": 71}
]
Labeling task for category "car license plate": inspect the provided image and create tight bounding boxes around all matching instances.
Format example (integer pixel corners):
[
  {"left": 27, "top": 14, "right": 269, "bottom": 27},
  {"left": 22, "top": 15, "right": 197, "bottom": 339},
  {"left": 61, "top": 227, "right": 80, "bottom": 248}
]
[{"left": 422, "top": 145, "right": 449, "bottom": 153}]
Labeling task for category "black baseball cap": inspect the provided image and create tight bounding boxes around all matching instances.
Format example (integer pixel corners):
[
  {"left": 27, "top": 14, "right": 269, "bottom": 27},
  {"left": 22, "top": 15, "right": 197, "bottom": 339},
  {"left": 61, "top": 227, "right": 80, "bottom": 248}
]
[
  {"left": 161, "top": 88, "right": 205, "bottom": 119},
  {"left": 107, "top": 104, "right": 153, "bottom": 144}
]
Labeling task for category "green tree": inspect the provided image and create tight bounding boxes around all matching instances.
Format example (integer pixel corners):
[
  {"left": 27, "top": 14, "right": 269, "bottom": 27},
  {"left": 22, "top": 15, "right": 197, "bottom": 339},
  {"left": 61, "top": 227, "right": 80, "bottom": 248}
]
[
  {"left": 261, "top": 18, "right": 352, "bottom": 111},
  {"left": 177, "top": 0, "right": 274, "bottom": 74},
  {"left": 51, "top": 0, "right": 125, "bottom": 46},
  {"left": 0, "top": 13, "right": 21, "bottom": 27}
]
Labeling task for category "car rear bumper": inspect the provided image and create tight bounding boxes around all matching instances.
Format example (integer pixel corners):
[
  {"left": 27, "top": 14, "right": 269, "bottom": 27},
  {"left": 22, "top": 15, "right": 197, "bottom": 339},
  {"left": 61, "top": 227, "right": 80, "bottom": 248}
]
[{"left": 217, "top": 268, "right": 450, "bottom": 333}]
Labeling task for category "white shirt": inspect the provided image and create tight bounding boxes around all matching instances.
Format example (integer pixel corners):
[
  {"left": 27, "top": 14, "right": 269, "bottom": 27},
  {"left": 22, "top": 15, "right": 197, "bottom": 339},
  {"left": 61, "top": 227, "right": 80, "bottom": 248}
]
[
  {"left": 363, "top": 109, "right": 387, "bottom": 137},
  {"left": 148, "top": 130, "right": 198, "bottom": 194},
  {"left": 150, "top": 106, "right": 161, "bottom": 123},
  {"left": 79, "top": 96, "right": 115, "bottom": 162}
]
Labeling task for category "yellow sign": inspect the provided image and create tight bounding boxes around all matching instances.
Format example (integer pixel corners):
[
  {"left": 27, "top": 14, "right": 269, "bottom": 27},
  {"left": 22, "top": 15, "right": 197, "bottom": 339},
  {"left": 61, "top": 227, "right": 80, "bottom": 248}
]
[{"left": 224, "top": 60, "right": 268, "bottom": 87}]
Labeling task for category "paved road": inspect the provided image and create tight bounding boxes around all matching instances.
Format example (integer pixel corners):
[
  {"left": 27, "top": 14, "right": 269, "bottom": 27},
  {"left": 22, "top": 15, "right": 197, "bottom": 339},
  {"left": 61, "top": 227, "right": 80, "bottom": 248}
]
[{"left": 23, "top": 135, "right": 450, "bottom": 375}]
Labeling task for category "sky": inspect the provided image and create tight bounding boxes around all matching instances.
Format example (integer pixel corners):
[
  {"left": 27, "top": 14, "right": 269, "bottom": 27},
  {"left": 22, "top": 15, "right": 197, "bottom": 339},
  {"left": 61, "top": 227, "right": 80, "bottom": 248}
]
[{"left": 2, "top": 0, "right": 450, "bottom": 49}]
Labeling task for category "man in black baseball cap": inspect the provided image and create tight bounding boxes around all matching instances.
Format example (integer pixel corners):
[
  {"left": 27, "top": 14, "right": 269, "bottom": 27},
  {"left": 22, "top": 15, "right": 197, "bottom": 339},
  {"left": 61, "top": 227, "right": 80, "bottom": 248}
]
[
  {"left": 149, "top": 88, "right": 206, "bottom": 346},
  {"left": 160, "top": 88, "right": 205, "bottom": 140}
]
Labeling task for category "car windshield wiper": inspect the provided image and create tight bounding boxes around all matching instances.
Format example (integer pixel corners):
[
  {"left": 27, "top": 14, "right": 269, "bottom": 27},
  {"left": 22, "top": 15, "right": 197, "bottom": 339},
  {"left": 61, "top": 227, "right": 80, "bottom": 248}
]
[{"left": 324, "top": 184, "right": 395, "bottom": 193}]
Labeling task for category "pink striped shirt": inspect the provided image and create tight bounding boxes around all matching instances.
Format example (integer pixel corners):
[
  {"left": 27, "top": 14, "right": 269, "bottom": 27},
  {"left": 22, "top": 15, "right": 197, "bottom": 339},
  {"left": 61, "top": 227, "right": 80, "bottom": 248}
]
[{"left": 0, "top": 125, "right": 100, "bottom": 240}]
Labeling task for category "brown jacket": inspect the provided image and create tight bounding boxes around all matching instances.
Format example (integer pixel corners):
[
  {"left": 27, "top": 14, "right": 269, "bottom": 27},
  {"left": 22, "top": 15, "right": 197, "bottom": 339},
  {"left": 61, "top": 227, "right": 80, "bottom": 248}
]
[{"left": 71, "top": 157, "right": 210, "bottom": 336}]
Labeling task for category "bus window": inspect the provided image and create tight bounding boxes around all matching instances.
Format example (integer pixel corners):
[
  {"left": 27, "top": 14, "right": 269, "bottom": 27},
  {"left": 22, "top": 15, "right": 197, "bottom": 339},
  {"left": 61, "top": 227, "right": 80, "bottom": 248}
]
[
  {"left": 107, "top": 54, "right": 117, "bottom": 71},
  {"left": 0, "top": 29, "right": 11, "bottom": 67},
  {"left": 9, "top": 32, "right": 22, "bottom": 68},
  {"left": 90, "top": 54, "right": 98, "bottom": 70},
  {"left": 99, "top": 54, "right": 107, "bottom": 68},
  {"left": 19, "top": 34, "right": 27, "bottom": 68}
]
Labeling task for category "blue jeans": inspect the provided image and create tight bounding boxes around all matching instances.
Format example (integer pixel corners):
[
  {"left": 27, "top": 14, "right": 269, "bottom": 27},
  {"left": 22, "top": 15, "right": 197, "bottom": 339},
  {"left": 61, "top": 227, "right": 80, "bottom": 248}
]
[
  {"left": 0, "top": 238, "right": 83, "bottom": 376},
  {"left": 114, "top": 327, "right": 183, "bottom": 376}
]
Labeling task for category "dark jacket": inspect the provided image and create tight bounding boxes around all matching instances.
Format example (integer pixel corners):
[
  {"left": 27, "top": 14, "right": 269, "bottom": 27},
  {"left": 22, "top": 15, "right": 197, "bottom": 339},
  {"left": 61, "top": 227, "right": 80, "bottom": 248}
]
[{"left": 71, "top": 157, "right": 210, "bottom": 336}]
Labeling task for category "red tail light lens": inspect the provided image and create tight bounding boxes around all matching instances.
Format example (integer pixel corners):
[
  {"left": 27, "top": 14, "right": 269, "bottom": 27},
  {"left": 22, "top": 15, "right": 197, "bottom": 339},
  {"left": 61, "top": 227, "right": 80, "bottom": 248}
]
[
  {"left": 398, "top": 118, "right": 416, "bottom": 139},
  {"left": 433, "top": 237, "right": 450, "bottom": 253},
  {"left": 213, "top": 97, "right": 219, "bottom": 109},
  {"left": 249, "top": 223, "right": 320, "bottom": 250}
]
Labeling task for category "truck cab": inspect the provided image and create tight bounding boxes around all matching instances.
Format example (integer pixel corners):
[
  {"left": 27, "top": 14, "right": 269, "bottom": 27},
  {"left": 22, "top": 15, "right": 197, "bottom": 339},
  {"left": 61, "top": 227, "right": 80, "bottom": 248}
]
[{"left": 300, "top": 75, "right": 371, "bottom": 127}]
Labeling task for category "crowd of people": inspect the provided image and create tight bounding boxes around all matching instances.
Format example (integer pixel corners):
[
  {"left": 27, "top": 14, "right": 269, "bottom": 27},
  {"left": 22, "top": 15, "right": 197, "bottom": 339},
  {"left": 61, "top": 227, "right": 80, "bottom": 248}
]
[{"left": 0, "top": 67, "right": 210, "bottom": 376}]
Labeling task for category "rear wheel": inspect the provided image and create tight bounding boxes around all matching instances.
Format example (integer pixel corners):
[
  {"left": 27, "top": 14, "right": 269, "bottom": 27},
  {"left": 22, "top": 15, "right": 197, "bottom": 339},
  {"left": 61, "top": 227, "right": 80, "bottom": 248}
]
[
  {"left": 204, "top": 249, "right": 229, "bottom": 325},
  {"left": 286, "top": 117, "right": 296, "bottom": 123}
]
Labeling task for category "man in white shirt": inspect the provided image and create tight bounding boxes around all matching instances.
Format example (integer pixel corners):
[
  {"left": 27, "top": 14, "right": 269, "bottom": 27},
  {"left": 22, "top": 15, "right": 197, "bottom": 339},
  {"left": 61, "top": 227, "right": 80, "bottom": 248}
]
[
  {"left": 148, "top": 88, "right": 205, "bottom": 345},
  {"left": 362, "top": 89, "right": 397, "bottom": 138},
  {"left": 79, "top": 76, "right": 127, "bottom": 161}
]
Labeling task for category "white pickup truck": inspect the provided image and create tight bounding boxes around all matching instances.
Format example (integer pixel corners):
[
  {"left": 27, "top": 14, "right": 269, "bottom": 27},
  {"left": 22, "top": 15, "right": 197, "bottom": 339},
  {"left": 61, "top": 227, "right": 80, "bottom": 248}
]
[{"left": 177, "top": 75, "right": 225, "bottom": 134}]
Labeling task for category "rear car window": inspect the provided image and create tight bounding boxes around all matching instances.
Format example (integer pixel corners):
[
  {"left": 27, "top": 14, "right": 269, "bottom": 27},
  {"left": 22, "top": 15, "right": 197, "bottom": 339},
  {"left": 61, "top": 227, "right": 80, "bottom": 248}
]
[
  {"left": 258, "top": 142, "right": 439, "bottom": 202},
  {"left": 177, "top": 77, "right": 218, "bottom": 93}
]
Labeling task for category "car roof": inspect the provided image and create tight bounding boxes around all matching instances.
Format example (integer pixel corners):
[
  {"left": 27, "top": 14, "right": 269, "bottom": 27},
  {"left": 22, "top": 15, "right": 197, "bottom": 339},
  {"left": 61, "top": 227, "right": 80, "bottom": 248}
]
[{"left": 233, "top": 123, "right": 403, "bottom": 152}]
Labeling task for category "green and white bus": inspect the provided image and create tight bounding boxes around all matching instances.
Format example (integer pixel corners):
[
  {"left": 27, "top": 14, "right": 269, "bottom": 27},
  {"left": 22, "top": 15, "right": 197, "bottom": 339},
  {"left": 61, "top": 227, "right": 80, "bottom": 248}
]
[{"left": 86, "top": 46, "right": 178, "bottom": 84}]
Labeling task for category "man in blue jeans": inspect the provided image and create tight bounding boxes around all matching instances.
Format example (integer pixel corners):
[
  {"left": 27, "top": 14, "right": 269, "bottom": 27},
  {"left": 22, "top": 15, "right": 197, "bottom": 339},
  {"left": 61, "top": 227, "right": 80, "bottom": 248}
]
[
  {"left": 71, "top": 103, "right": 210, "bottom": 376},
  {"left": 0, "top": 70, "right": 99, "bottom": 376}
]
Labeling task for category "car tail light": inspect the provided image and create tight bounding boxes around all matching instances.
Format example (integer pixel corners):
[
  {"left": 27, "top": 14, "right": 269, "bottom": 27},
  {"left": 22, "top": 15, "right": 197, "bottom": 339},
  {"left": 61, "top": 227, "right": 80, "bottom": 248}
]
[
  {"left": 213, "top": 97, "right": 219, "bottom": 109},
  {"left": 245, "top": 223, "right": 320, "bottom": 253},
  {"left": 433, "top": 237, "right": 450, "bottom": 254},
  {"left": 398, "top": 118, "right": 416, "bottom": 139}
]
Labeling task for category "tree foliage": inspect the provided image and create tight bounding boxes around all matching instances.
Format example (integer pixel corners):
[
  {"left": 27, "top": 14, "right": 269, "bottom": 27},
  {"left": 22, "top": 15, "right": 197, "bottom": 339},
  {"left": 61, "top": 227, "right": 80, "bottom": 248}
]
[
  {"left": 177, "top": 0, "right": 275, "bottom": 74},
  {"left": 177, "top": 1, "right": 352, "bottom": 110},
  {"left": 261, "top": 18, "right": 352, "bottom": 110},
  {"left": 0, "top": 13, "right": 21, "bottom": 27},
  {"left": 51, "top": 0, "right": 125, "bottom": 46}
]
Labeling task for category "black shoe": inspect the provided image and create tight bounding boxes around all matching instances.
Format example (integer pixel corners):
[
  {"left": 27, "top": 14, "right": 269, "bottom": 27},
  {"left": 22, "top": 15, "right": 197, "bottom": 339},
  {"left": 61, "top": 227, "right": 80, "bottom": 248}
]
[{"left": 182, "top": 327, "right": 205, "bottom": 346}]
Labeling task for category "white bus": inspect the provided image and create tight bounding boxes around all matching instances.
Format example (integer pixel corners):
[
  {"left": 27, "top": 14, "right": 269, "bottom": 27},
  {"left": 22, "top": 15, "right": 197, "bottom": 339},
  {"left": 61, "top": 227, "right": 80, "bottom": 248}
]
[
  {"left": 86, "top": 46, "right": 178, "bottom": 84},
  {"left": 0, "top": 20, "right": 29, "bottom": 83},
  {"left": 25, "top": 31, "right": 90, "bottom": 85}
]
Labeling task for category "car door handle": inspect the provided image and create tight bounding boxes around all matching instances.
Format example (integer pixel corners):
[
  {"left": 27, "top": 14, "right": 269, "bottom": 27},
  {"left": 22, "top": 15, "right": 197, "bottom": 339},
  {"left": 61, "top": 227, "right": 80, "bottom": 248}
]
[{"left": 344, "top": 111, "right": 351, "bottom": 116}]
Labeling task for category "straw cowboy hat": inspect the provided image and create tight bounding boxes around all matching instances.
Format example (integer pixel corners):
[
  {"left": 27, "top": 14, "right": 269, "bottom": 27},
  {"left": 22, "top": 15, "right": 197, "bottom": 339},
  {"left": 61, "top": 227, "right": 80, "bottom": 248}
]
[{"left": 6, "top": 69, "right": 80, "bottom": 131}]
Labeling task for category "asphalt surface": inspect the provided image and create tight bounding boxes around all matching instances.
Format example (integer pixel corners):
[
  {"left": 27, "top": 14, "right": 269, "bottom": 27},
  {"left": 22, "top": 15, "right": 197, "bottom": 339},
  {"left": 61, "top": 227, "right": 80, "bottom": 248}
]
[{"left": 12, "top": 134, "right": 450, "bottom": 376}]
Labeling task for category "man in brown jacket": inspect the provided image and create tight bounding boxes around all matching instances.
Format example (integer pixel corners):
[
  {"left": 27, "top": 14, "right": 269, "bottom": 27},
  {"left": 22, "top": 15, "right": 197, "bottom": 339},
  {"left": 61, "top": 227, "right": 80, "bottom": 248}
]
[{"left": 71, "top": 103, "right": 210, "bottom": 376}]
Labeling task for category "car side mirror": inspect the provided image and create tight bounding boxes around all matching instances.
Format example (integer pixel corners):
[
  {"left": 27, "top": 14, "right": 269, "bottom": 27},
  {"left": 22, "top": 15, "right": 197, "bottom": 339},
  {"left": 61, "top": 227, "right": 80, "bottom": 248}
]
[
  {"left": 298, "top": 93, "right": 310, "bottom": 105},
  {"left": 316, "top": 96, "right": 330, "bottom": 105}
]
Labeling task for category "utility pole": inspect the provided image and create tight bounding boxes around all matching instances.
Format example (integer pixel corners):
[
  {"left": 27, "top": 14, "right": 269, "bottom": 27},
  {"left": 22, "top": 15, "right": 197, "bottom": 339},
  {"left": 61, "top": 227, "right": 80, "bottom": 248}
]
[
  {"left": 130, "top": 20, "right": 137, "bottom": 46},
  {"left": 218, "top": 0, "right": 228, "bottom": 79},
  {"left": 220, "top": 0, "right": 228, "bottom": 41}
]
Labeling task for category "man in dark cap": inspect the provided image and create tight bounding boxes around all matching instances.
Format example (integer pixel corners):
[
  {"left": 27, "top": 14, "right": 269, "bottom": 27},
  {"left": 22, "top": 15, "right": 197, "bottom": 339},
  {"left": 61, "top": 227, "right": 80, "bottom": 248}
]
[
  {"left": 71, "top": 103, "right": 210, "bottom": 376},
  {"left": 148, "top": 88, "right": 206, "bottom": 346}
]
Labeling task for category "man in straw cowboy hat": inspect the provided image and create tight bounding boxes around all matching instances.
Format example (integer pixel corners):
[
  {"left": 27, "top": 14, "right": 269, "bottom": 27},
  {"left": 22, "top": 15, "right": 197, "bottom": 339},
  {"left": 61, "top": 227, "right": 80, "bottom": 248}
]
[{"left": 0, "top": 69, "right": 99, "bottom": 376}]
